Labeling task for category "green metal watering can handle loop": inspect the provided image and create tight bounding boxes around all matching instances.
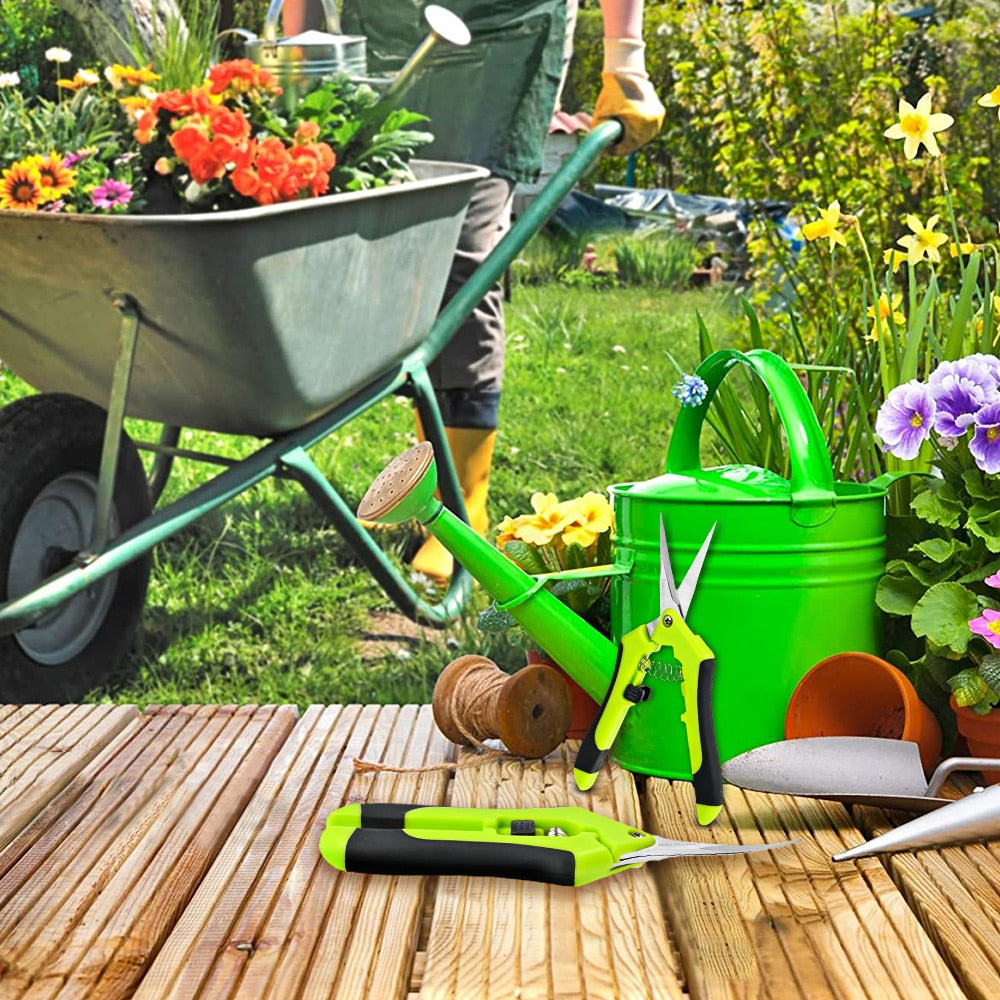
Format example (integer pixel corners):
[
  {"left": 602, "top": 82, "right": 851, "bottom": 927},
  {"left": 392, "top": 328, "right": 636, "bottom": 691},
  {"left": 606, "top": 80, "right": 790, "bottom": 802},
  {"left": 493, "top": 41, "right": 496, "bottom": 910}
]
[{"left": 666, "top": 349, "right": 837, "bottom": 528}]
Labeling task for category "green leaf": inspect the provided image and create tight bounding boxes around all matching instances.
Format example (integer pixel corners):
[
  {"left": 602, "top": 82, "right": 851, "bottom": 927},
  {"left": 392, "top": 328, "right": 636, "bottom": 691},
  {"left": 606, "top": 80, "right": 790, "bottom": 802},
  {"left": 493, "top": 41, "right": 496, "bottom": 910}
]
[
  {"left": 477, "top": 603, "right": 518, "bottom": 633},
  {"left": 962, "top": 466, "right": 994, "bottom": 500},
  {"left": 910, "top": 582, "right": 981, "bottom": 656},
  {"left": 912, "top": 482, "right": 964, "bottom": 529},
  {"left": 978, "top": 654, "right": 1000, "bottom": 695},
  {"left": 500, "top": 540, "right": 547, "bottom": 575},
  {"left": 966, "top": 502, "right": 1000, "bottom": 553},
  {"left": 912, "top": 537, "right": 958, "bottom": 563},
  {"left": 875, "top": 571, "right": 924, "bottom": 616}
]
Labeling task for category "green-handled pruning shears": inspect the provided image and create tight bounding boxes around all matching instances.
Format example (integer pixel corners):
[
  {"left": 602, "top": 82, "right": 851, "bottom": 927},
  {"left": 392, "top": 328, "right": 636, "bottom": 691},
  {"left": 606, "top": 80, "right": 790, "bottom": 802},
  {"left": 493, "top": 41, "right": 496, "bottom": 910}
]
[
  {"left": 573, "top": 517, "right": 723, "bottom": 826},
  {"left": 320, "top": 803, "right": 794, "bottom": 887}
]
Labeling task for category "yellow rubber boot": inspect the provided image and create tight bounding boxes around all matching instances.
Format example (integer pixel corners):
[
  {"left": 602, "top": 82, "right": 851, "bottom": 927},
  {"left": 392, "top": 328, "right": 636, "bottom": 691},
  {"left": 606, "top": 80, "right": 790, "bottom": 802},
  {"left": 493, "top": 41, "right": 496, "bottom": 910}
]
[{"left": 411, "top": 426, "right": 496, "bottom": 583}]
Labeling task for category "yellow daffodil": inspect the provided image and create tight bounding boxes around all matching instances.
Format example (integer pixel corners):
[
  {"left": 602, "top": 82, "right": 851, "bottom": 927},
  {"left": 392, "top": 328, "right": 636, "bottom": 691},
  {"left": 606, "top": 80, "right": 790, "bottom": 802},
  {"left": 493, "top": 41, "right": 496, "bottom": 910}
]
[
  {"left": 801, "top": 200, "right": 847, "bottom": 247},
  {"left": 866, "top": 292, "right": 905, "bottom": 342},
  {"left": 882, "top": 248, "right": 908, "bottom": 274},
  {"left": 884, "top": 93, "right": 954, "bottom": 159},
  {"left": 979, "top": 85, "right": 1000, "bottom": 121},
  {"left": 949, "top": 241, "right": 979, "bottom": 257},
  {"left": 897, "top": 213, "right": 948, "bottom": 265}
]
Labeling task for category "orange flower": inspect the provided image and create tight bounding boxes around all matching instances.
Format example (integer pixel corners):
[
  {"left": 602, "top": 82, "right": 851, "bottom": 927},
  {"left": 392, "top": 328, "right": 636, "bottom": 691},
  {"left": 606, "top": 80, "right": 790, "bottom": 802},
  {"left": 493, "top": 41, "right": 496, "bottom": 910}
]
[
  {"left": 207, "top": 59, "right": 279, "bottom": 96},
  {"left": 169, "top": 123, "right": 211, "bottom": 163},
  {"left": 294, "top": 120, "right": 320, "bottom": 143},
  {"left": 207, "top": 105, "right": 251, "bottom": 143},
  {"left": 24, "top": 153, "right": 76, "bottom": 203},
  {"left": 0, "top": 161, "right": 43, "bottom": 211},
  {"left": 187, "top": 147, "right": 227, "bottom": 184},
  {"left": 133, "top": 109, "right": 158, "bottom": 144}
]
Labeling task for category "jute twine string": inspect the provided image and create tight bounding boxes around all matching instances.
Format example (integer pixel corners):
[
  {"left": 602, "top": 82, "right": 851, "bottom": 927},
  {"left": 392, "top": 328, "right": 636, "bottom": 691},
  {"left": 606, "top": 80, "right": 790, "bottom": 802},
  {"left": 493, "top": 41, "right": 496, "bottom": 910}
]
[{"left": 352, "top": 657, "right": 514, "bottom": 775}]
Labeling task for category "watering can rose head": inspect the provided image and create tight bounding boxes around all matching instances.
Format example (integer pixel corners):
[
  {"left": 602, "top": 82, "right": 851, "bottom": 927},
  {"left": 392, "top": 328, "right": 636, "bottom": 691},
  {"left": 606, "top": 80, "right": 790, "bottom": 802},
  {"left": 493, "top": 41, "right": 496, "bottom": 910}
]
[
  {"left": 477, "top": 491, "right": 615, "bottom": 643},
  {"left": 875, "top": 354, "right": 1000, "bottom": 717}
]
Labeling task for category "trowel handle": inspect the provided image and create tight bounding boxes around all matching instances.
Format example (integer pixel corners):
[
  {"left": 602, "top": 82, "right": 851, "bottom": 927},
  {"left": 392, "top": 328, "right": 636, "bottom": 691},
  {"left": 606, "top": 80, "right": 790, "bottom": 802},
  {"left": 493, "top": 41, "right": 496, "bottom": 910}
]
[{"left": 925, "top": 757, "right": 1000, "bottom": 797}]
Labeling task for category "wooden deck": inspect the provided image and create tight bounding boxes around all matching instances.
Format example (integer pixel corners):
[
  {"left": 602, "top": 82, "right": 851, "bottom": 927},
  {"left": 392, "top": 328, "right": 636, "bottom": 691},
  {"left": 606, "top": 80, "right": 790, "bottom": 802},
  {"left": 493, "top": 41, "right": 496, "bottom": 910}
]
[{"left": 0, "top": 702, "right": 997, "bottom": 999}]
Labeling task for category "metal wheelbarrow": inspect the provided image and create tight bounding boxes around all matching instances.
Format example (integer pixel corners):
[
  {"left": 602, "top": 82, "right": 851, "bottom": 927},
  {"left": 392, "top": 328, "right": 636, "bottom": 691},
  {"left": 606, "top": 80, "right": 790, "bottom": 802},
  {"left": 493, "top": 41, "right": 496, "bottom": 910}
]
[{"left": 0, "top": 121, "right": 622, "bottom": 702}]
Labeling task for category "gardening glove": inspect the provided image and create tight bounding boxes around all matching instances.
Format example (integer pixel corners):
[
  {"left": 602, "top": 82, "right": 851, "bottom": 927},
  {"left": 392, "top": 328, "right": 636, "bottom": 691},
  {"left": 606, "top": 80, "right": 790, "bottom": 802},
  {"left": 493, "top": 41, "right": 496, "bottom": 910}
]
[{"left": 592, "top": 38, "right": 665, "bottom": 156}]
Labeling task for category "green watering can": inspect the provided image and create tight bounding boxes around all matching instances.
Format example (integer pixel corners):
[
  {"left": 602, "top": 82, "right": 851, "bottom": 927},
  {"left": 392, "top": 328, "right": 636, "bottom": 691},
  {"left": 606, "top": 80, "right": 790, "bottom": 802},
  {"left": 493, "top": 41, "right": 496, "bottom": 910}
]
[{"left": 358, "top": 349, "right": 898, "bottom": 786}]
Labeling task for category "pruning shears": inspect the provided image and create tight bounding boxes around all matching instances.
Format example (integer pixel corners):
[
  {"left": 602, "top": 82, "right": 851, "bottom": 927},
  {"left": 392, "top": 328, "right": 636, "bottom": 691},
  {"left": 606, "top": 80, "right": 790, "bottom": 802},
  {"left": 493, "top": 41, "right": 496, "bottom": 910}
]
[
  {"left": 319, "top": 803, "right": 794, "bottom": 887},
  {"left": 573, "top": 517, "right": 723, "bottom": 826}
]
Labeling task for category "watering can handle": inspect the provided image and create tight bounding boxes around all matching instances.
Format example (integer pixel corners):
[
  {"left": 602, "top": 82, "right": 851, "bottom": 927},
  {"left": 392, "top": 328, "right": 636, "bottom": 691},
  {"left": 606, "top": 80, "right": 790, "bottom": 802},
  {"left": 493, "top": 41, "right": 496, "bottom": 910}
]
[{"left": 665, "top": 349, "right": 837, "bottom": 528}]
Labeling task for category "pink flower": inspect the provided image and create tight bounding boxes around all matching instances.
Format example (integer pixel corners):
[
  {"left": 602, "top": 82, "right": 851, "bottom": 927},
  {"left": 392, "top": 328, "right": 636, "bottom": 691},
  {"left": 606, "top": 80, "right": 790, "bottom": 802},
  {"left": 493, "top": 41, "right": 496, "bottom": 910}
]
[
  {"left": 969, "top": 608, "right": 1000, "bottom": 649},
  {"left": 985, "top": 573, "right": 1000, "bottom": 589},
  {"left": 90, "top": 178, "right": 133, "bottom": 210}
]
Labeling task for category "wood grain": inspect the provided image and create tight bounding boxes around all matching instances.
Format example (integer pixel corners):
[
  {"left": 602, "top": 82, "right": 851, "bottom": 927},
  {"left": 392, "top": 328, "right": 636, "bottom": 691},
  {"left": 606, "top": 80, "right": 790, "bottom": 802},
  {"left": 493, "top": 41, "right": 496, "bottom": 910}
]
[
  {"left": 132, "top": 703, "right": 452, "bottom": 1000},
  {"left": 643, "top": 780, "right": 965, "bottom": 1000},
  {"left": 0, "top": 704, "right": 295, "bottom": 1000},
  {"left": 0, "top": 704, "right": 137, "bottom": 851},
  {"left": 419, "top": 743, "right": 685, "bottom": 1000}
]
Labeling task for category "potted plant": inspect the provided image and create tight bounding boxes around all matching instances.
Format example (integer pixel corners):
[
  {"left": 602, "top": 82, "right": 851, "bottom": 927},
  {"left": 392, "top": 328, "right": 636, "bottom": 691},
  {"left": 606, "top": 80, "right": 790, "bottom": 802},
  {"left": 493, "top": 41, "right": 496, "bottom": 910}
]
[
  {"left": 476, "top": 490, "right": 614, "bottom": 736},
  {"left": 875, "top": 354, "right": 1000, "bottom": 771}
]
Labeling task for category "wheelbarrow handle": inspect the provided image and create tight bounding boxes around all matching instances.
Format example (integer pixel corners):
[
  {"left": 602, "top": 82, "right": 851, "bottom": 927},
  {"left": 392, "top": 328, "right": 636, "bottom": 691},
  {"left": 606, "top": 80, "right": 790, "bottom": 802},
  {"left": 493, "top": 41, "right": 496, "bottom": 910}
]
[{"left": 409, "top": 120, "right": 624, "bottom": 371}]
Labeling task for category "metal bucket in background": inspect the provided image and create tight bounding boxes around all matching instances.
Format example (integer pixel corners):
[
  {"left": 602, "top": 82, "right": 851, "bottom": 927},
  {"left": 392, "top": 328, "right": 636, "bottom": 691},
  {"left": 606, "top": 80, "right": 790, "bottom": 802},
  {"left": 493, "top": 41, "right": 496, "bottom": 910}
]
[{"left": 608, "top": 349, "right": 898, "bottom": 779}]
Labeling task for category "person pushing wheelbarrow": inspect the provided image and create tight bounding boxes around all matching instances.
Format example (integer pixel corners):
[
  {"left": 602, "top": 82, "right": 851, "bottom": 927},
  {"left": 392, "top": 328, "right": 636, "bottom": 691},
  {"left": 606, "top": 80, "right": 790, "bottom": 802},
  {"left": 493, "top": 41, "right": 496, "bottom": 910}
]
[{"left": 286, "top": 0, "right": 665, "bottom": 581}]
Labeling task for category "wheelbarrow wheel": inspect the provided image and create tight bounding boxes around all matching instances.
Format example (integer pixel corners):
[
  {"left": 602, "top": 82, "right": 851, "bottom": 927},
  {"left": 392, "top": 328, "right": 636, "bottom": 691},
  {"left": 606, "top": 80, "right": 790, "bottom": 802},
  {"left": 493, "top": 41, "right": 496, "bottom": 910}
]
[{"left": 0, "top": 393, "right": 152, "bottom": 702}]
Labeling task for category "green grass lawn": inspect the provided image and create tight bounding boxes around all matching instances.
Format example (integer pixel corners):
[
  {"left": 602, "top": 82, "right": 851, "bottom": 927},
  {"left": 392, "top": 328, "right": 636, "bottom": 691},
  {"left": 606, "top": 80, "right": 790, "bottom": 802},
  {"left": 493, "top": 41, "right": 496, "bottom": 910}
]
[{"left": 0, "top": 281, "right": 740, "bottom": 706}]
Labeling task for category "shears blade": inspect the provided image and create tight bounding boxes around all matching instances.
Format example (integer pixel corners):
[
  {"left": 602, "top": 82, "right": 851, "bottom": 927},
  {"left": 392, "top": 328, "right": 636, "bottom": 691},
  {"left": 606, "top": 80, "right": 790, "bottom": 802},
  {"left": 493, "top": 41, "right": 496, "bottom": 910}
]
[
  {"left": 612, "top": 834, "right": 798, "bottom": 868},
  {"left": 658, "top": 516, "right": 716, "bottom": 619}
]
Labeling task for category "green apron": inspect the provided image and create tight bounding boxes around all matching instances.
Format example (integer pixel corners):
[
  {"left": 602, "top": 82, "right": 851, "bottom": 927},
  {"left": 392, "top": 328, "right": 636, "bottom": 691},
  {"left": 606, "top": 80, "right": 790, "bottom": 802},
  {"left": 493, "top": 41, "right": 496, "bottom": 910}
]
[{"left": 341, "top": 0, "right": 568, "bottom": 183}]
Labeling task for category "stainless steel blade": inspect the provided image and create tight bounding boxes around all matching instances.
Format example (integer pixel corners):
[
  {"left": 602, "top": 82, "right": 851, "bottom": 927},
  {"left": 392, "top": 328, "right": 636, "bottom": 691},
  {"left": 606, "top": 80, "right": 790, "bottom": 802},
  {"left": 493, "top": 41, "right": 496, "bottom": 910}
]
[
  {"left": 658, "top": 517, "right": 715, "bottom": 617},
  {"left": 613, "top": 835, "right": 798, "bottom": 867},
  {"left": 721, "top": 737, "right": 955, "bottom": 812}
]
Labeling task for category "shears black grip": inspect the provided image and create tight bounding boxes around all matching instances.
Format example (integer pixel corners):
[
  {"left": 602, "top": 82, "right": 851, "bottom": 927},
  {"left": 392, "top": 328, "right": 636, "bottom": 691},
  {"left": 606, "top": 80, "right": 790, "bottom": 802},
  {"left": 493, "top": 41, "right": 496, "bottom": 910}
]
[
  {"left": 691, "top": 658, "right": 723, "bottom": 821},
  {"left": 573, "top": 642, "right": 630, "bottom": 790},
  {"left": 337, "top": 828, "right": 577, "bottom": 885}
]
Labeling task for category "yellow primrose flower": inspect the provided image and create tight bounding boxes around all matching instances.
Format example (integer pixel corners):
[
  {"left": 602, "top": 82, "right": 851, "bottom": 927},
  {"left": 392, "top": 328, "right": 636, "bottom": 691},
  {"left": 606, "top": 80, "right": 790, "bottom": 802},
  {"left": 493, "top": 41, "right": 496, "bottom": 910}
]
[
  {"left": 559, "top": 492, "right": 614, "bottom": 550},
  {"left": 866, "top": 293, "right": 905, "bottom": 342},
  {"left": 884, "top": 93, "right": 954, "bottom": 159},
  {"left": 801, "top": 200, "right": 847, "bottom": 247},
  {"left": 897, "top": 214, "right": 948, "bottom": 265},
  {"left": 979, "top": 85, "right": 1000, "bottom": 121},
  {"left": 529, "top": 492, "right": 560, "bottom": 516}
]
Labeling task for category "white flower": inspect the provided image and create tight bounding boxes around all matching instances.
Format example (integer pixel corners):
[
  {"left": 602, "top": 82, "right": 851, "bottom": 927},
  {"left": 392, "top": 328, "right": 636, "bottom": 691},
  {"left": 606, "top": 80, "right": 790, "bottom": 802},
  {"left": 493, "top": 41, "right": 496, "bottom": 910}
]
[
  {"left": 76, "top": 68, "right": 100, "bottom": 86},
  {"left": 0, "top": 71, "right": 20, "bottom": 88},
  {"left": 45, "top": 47, "right": 72, "bottom": 64},
  {"left": 612, "top": 344, "right": 627, "bottom": 354}
]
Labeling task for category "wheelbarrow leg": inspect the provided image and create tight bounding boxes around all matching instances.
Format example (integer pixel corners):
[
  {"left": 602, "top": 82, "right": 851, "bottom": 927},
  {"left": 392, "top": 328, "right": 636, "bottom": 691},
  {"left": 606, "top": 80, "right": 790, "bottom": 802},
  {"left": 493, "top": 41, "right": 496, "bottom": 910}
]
[
  {"left": 146, "top": 424, "right": 182, "bottom": 505},
  {"left": 278, "top": 445, "right": 472, "bottom": 625}
]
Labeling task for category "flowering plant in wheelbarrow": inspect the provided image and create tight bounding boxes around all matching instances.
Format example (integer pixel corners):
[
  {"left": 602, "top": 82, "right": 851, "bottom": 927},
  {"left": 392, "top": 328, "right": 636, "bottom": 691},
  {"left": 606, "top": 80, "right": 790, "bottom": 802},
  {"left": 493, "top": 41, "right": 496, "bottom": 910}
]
[{"left": 0, "top": 52, "right": 433, "bottom": 214}]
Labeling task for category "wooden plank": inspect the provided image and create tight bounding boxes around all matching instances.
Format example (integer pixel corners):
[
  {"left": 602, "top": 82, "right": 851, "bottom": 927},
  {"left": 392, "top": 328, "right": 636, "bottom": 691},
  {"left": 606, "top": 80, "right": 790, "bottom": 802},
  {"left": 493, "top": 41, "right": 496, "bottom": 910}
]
[
  {"left": 131, "top": 703, "right": 453, "bottom": 1000},
  {"left": 643, "top": 780, "right": 965, "bottom": 1000},
  {"left": 853, "top": 800, "right": 1000, "bottom": 1000},
  {"left": 0, "top": 704, "right": 138, "bottom": 852},
  {"left": 420, "top": 743, "right": 685, "bottom": 1000},
  {"left": 0, "top": 704, "right": 296, "bottom": 1000}
]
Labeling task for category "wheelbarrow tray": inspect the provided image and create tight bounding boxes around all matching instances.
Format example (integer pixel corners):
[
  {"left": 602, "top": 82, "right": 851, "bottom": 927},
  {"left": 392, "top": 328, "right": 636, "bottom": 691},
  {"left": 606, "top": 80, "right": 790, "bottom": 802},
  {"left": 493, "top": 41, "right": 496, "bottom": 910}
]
[{"left": 0, "top": 159, "right": 487, "bottom": 436}]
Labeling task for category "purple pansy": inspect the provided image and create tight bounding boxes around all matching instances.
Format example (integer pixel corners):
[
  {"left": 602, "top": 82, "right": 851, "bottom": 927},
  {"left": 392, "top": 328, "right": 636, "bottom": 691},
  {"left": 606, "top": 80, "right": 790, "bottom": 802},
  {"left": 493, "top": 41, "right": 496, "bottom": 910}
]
[
  {"left": 969, "top": 608, "right": 1000, "bottom": 650},
  {"left": 875, "top": 379, "right": 936, "bottom": 460},
  {"left": 90, "top": 178, "right": 133, "bottom": 211},
  {"left": 969, "top": 400, "right": 1000, "bottom": 474}
]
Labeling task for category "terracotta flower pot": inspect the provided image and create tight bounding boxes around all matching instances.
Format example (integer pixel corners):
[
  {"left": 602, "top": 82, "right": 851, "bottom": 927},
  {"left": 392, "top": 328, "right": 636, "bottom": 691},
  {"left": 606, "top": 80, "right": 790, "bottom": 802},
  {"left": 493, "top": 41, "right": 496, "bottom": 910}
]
[
  {"left": 950, "top": 696, "right": 1000, "bottom": 786},
  {"left": 785, "top": 651, "right": 942, "bottom": 775},
  {"left": 525, "top": 648, "right": 599, "bottom": 739}
]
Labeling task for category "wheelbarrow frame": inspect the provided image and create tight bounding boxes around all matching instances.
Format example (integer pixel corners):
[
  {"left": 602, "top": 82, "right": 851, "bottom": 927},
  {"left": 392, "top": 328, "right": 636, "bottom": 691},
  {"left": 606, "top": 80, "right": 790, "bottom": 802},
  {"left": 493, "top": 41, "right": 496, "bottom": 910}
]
[{"left": 0, "top": 123, "right": 621, "bottom": 652}]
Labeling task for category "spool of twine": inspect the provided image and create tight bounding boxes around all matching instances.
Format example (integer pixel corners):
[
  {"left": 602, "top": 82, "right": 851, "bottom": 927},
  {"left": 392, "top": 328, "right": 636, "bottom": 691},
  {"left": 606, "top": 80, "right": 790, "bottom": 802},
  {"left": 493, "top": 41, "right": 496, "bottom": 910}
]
[{"left": 432, "top": 654, "right": 573, "bottom": 758}]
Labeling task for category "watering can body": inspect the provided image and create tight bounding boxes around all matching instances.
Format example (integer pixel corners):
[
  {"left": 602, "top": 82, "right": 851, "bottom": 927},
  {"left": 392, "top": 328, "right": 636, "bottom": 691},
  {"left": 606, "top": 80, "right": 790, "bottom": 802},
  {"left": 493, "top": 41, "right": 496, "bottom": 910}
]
[{"left": 608, "top": 349, "right": 895, "bottom": 779}]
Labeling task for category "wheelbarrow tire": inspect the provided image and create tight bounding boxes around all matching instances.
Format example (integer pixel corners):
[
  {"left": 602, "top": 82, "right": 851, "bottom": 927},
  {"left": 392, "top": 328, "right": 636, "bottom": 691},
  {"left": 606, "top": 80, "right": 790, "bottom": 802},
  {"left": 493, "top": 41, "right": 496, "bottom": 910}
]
[{"left": 0, "top": 393, "right": 152, "bottom": 702}]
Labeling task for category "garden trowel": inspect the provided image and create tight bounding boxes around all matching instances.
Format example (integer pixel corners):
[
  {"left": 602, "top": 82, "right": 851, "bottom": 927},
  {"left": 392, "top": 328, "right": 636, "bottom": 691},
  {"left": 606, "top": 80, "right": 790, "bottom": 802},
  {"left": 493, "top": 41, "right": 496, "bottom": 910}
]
[{"left": 721, "top": 736, "right": 1000, "bottom": 813}]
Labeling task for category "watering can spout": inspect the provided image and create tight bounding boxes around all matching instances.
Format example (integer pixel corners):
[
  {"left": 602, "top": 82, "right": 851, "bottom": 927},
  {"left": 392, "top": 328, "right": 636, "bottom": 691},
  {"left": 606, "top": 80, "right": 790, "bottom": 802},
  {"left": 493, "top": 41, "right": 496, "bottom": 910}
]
[{"left": 358, "top": 443, "right": 616, "bottom": 702}]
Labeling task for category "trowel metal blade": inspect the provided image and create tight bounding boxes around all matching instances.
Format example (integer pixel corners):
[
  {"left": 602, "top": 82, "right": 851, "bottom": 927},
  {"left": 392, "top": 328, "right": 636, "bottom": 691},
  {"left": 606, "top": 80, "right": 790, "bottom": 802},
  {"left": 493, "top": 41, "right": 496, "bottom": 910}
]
[{"left": 722, "top": 737, "right": 949, "bottom": 813}]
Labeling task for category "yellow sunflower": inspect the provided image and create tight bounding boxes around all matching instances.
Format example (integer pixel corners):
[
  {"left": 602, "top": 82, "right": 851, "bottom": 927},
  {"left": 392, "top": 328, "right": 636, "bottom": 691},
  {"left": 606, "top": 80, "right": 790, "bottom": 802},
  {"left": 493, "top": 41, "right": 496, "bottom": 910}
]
[
  {"left": 0, "top": 161, "right": 43, "bottom": 211},
  {"left": 23, "top": 153, "right": 76, "bottom": 203}
]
